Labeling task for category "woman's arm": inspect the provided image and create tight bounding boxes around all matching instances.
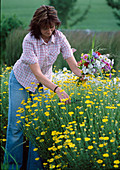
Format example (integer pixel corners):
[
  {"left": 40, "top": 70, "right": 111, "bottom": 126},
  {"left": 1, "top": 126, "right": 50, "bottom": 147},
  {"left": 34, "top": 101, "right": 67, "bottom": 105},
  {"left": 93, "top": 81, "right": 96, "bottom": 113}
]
[
  {"left": 66, "top": 56, "right": 82, "bottom": 77},
  {"left": 29, "top": 63, "right": 71, "bottom": 103}
]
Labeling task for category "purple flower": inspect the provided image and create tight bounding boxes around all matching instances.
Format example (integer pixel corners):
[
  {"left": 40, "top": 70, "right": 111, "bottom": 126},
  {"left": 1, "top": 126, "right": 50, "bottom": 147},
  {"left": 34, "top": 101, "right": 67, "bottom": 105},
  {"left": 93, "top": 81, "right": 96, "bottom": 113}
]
[
  {"left": 92, "top": 52, "right": 99, "bottom": 59},
  {"left": 109, "top": 73, "right": 112, "bottom": 78}
]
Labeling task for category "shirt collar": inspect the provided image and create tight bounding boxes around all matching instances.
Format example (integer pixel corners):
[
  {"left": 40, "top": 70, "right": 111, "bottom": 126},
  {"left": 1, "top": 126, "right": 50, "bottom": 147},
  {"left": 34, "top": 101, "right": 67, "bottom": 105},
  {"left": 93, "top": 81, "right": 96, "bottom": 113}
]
[{"left": 39, "top": 34, "right": 55, "bottom": 45}]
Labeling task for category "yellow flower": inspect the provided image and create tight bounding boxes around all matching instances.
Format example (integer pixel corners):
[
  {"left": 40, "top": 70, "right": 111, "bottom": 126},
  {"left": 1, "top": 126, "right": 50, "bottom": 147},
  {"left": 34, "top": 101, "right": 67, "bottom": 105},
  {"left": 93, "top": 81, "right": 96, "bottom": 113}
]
[
  {"left": 114, "top": 160, "right": 120, "bottom": 164},
  {"left": 84, "top": 137, "right": 91, "bottom": 141},
  {"left": 88, "top": 145, "right": 93, "bottom": 149},
  {"left": 35, "top": 157, "right": 40, "bottom": 161},
  {"left": 103, "top": 153, "right": 109, "bottom": 157},
  {"left": 76, "top": 138, "right": 81, "bottom": 141},
  {"left": 34, "top": 118, "right": 38, "bottom": 121},
  {"left": 57, "top": 145, "right": 63, "bottom": 149},
  {"left": 41, "top": 132, "right": 46, "bottom": 135},
  {"left": 25, "top": 105, "right": 30, "bottom": 109},
  {"left": 61, "top": 107, "right": 66, "bottom": 110},
  {"left": 68, "top": 142, "right": 75, "bottom": 148},
  {"left": 49, "top": 165, "right": 55, "bottom": 169},
  {"left": 103, "top": 137, "right": 109, "bottom": 140},
  {"left": 16, "top": 114, "right": 20, "bottom": 116},
  {"left": 44, "top": 112, "right": 50, "bottom": 116},
  {"left": 102, "top": 119, "right": 108, "bottom": 122},
  {"left": 49, "top": 158, "right": 54, "bottom": 163},
  {"left": 25, "top": 87, "right": 31, "bottom": 90},
  {"left": 39, "top": 139, "right": 44, "bottom": 142},
  {"left": 25, "top": 124, "right": 30, "bottom": 127},
  {"left": 33, "top": 148, "right": 38, "bottom": 151},
  {"left": 86, "top": 96, "right": 90, "bottom": 98},
  {"left": 99, "top": 144, "right": 104, "bottom": 148},
  {"left": 61, "top": 125, "right": 65, "bottom": 127},
  {"left": 114, "top": 165, "right": 119, "bottom": 168},
  {"left": 97, "top": 159, "right": 103, "bottom": 164},
  {"left": 36, "top": 137, "right": 40, "bottom": 140},
  {"left": 16, "top": 120, "right": 21, "bottom": 124},
  {"left": 79, "top": 111, "right": 84, "bottom": 115},
  {"left": 58, "top": 102, "right": 65, "bottom": 105},
  {"left": 68, "top": 111, "right": 74, "bottom": 116},
  {"left": 51, "top": 131, "right": 57, "bottom": 136}
]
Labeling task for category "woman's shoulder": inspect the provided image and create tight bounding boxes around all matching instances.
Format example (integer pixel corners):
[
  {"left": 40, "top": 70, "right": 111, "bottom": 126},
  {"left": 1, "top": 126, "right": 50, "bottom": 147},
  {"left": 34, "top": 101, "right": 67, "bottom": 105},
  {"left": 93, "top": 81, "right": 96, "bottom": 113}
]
[
  {"left": 55, "top": 30, "right": 66, "bottom": 41},
  {"left": 55, "top": 30, "right": 65, "bottom": 37},
  {"left": 24, "top": 32, "right": 36, "bottom": 42}
]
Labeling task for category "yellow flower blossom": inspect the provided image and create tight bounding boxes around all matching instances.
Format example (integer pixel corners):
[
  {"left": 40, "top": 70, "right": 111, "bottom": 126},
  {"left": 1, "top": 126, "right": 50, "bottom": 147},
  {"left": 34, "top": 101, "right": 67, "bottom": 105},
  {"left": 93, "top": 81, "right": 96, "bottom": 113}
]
[
  {"left": 35, "top": 157, "right": 40, "bottom": 161},
  {"left": 97, "top": 159, "right": 103, "bottom": 164},
  {"left": 88, "top": 145, "right": 93, "bottom": 149},
  {"left": 103, "top": 153, "right": 109, "bottom": 157},
  {"left": 76, "top": 138, "right": 81, "bottom": 141},
  {"left": 44, "top": 112, "right": 50, "bottom": 116},
  {"left": 68, "top": 111, "right": 74, "bottom": 116},
  {"left": 114, "top": 160, "right": 120, "bottom": 164},
  {"left": 33, "top": 148, "right": 38, "bottom": 151},
  {"left": 84, "top": 137, "right": 91, "bottom": 141}
]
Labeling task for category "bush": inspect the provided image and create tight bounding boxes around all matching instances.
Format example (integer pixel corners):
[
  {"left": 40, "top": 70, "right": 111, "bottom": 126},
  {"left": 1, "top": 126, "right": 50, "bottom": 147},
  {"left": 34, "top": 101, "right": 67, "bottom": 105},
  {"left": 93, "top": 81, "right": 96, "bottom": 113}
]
[{"left": 0, "top": 15, "right": 24, "bottom": 63}]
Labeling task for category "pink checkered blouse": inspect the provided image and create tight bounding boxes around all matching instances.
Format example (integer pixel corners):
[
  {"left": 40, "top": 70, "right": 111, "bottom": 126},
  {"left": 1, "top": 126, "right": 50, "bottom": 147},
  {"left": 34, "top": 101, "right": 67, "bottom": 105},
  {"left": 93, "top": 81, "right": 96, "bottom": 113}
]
[{"left": 13, "top": 30, "right": 73, "bottom": 92}]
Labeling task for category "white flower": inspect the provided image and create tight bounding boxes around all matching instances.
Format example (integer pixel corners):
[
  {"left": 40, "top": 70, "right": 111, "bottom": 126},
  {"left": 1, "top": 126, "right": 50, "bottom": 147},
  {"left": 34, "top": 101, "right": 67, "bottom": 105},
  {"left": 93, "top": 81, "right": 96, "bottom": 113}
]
[
  {"left": 95, "top": 60, "right": 101, "bottom": 67},
  {"left": 63, "top": 67, "right": 67, "bottom": 71},
  {"left": 82, "top": 66, "right": 89, "bottom": 74},
  {"left": 88, "top": 64, "right": 93, "bottom": 69},
  {"left": 101, "top": 63, "right": 106, "bottom": 67},
  {"left": 112, "top": 59, "right": 114, "bottom": 65},
  {"left": 92, "top": 68, "right": 96, "bottom": 73}
]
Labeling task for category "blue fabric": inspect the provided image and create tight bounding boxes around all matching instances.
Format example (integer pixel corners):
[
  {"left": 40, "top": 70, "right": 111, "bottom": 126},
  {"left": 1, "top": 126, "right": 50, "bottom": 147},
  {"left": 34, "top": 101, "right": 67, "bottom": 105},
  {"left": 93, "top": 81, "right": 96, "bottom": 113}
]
[{"left": 4, "top": 70, "right": 49, "bottom": 170}]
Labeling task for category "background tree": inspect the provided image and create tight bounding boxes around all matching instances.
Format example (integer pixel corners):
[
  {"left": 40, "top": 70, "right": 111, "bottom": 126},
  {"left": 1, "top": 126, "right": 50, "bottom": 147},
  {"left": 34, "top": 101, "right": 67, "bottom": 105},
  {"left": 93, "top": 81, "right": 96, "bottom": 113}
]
[
  {"left": 106, "top": 0, "right": 120, "bottom": 26},
  {"left": 49, "top": 0, "right": 91, "bottom": 28}
]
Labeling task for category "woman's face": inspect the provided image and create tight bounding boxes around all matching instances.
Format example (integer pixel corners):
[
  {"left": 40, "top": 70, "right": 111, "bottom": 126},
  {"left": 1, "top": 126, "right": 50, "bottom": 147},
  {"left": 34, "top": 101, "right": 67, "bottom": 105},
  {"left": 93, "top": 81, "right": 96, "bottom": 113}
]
[{"left": 40, "top": 23, "right": 55, "bottom": 38}]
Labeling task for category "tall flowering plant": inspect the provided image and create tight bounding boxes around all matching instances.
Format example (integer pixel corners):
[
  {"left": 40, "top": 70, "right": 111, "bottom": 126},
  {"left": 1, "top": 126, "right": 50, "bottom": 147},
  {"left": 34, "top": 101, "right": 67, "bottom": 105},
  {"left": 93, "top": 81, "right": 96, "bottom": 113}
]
[{"left": 77, "top": 50, "right": 114, "bottom": 82}]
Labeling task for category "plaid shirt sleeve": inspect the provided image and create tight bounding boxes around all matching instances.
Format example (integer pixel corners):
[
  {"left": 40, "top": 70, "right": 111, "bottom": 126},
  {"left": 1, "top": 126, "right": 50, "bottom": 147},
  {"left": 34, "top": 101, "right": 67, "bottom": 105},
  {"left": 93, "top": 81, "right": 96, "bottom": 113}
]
[
  {"left": 20, "top": 39, "right": 38, "bottom": 65},
  {"left": 60, "top": 32, "right": 73, "bottom": 60}
]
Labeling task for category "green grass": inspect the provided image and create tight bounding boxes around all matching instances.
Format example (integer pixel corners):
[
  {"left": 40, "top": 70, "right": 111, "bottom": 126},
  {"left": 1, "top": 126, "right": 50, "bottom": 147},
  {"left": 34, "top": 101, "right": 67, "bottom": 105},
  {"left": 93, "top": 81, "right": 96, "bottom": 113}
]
[{"left": 1, "top": 0, "right": 120, "bottom": 31}]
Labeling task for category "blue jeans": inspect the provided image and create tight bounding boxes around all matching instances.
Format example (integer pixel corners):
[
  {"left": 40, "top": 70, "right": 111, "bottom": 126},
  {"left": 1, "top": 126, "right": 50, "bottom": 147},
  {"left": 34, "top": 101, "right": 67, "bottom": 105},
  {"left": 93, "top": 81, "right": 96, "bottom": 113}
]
[{"left": 4, "top": 70, "right": 50, "bottom": 170}]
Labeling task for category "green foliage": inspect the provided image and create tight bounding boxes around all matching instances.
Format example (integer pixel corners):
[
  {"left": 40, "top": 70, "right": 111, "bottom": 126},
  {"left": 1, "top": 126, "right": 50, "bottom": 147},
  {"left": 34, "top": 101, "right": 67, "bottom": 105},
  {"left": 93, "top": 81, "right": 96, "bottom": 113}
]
[
  {"left": 106, "top": 0, "right": 120, "bottom": 25},
  {"left": 0, "top": 15, "right": 24, "bottom": 63},
  {"left": 4, "top": 29, "right": 28, "bottom": 66}
]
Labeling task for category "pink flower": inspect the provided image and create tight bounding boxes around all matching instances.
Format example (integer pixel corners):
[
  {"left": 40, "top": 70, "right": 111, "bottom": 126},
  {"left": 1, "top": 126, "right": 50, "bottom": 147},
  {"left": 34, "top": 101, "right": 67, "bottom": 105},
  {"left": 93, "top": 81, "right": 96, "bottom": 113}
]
[
  {"left": 77, "top": 60, "right": 82, "bottom": 66},
  {"left": 81, "top": 54, "right": 89, "bottom": 62}
]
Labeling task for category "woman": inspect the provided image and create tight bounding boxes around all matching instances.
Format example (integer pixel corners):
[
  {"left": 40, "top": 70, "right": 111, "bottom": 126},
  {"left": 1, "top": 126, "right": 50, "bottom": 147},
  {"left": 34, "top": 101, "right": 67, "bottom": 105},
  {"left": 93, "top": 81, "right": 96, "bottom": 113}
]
[{"left": 4, "top": 5, "right": 82, "bottom": 170}]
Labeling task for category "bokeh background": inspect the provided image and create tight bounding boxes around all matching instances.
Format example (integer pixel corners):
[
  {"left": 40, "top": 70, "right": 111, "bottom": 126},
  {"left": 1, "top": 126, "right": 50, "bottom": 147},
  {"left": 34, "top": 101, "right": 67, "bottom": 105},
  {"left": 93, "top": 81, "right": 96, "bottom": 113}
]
[{"left": 1, "top": 0, "right": 120, "bottom": 31}]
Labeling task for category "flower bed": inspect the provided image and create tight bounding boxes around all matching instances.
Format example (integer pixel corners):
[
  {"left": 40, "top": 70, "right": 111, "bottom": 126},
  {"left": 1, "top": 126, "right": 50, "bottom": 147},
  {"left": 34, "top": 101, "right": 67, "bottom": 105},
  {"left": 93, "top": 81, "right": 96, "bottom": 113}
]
[{"left": 1, "top": 66, "right": 120, "bottom": 169}]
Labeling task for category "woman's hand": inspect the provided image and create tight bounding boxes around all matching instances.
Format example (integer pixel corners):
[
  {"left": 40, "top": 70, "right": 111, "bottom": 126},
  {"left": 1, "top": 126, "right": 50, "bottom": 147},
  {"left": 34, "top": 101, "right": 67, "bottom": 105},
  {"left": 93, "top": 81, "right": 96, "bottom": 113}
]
[
  {"left": 80, "top": 74, "right": 88, "bottom": 82},
  {"left": 55, "top": 87, "right": 71, "bottom": 104}
]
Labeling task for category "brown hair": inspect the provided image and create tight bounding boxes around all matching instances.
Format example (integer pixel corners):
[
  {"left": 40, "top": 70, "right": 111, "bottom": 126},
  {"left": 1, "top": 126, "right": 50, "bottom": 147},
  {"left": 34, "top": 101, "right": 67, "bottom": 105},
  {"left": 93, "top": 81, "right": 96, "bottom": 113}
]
[{"left": 29, "top": 5, "right": 61, "bottom": 39}]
